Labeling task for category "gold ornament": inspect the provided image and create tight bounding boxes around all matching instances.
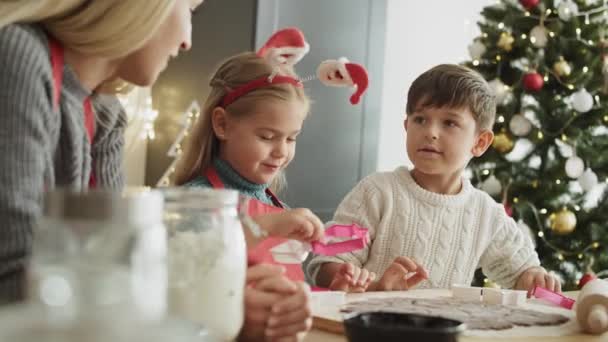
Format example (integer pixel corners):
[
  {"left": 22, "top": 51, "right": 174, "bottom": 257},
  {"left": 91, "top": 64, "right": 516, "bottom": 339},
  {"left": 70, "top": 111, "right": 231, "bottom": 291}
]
[
  {"left": 549, "top": 208, "right": 577, "bottom": 235},
  {"left": 492, "top": 132, "right": 515, "bottom": 153},
  {"left": 553, "top": 57, "right": 572, "bottom": 77},
  {"left": 497, "top": 32, "right": 515, "bottom": 52}
]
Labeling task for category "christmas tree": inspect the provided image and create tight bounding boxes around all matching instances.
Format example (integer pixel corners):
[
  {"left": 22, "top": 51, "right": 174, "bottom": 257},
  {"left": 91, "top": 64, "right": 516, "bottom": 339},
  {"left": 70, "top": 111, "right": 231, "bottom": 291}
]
[{"left": 464, "top": 0, "right": 608, "bottom": 290}]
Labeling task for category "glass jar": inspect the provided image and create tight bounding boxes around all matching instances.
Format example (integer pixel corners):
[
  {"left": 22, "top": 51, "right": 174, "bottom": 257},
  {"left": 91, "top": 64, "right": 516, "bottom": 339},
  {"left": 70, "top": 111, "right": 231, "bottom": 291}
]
[
  {"left": 162, "top": 188, "right": 247, "bottom": 341},
  {"left": 29, "top": 188, "right": 167, "bottom": 321}
]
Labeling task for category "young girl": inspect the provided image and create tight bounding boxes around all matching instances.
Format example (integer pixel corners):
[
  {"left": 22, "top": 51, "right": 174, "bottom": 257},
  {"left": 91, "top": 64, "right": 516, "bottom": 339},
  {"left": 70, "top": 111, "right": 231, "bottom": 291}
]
[
  {"left": 0, "top": 0, "right": 201, "bottom": 303},
  {"left": 174, "top": 51, "right": 321, "bottom": 340}
]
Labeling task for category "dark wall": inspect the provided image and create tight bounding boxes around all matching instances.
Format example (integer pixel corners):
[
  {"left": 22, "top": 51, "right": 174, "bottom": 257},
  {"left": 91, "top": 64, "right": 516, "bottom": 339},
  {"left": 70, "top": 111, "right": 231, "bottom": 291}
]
[{"left": 146, "top": 0, "right": 257, "bottom": 185}]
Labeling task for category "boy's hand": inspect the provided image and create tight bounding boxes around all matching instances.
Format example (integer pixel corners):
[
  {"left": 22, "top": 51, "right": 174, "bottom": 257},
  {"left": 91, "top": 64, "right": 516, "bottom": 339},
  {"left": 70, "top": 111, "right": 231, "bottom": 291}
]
[
  {"left": 253, "top": 209, "right": 324, "bottom": 242},
  {"left": 370, "top": 257, "right": 429, "bottom": 291},
  {"left": 329, "top": 263, "right": 376, "bottom": 293},
  {"left": 266, "top": 282, "right": 313, "bottom": 340},
  {"left": 514, "top": 266, "right": 561, "bottom": 296}
]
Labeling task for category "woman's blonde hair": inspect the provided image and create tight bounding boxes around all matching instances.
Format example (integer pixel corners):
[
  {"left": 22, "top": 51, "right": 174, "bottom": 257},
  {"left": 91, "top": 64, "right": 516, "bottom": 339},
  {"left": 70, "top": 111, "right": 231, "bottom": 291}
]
[
  {"left": 174, "top": 52, "right": 311, "bottom": 193},
  {"left": 0, "top": 0, "right": 175, "bottom": 93}
]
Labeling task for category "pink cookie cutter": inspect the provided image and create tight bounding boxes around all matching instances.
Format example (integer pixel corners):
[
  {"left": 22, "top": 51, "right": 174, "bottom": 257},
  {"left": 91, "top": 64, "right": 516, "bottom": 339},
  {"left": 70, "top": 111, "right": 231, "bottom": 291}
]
[
  {"left": 269, "top": 223, "right": 370, "bottom": 264},
  {"left": 311, "top": 223, "right": 370, "bottom": 255},
  {"left": 532, "top": 285, "right": 575, "bottom": 310}
]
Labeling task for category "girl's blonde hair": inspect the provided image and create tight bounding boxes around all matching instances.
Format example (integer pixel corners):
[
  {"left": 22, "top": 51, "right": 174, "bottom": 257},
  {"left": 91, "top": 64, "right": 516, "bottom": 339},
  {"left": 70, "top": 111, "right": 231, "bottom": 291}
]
[
  {"left": 0, "top": 0, "right": 175, "bottom": 93},
  {"left": 174, "top": 52, "right": 311, "bottom": 193}
]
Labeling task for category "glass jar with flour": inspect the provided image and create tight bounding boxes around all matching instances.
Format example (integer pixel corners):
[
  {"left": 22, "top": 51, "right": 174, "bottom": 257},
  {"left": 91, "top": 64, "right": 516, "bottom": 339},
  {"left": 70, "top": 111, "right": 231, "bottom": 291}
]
[{"left": 162, "top": 188, "right": 247, "bottom": 341}]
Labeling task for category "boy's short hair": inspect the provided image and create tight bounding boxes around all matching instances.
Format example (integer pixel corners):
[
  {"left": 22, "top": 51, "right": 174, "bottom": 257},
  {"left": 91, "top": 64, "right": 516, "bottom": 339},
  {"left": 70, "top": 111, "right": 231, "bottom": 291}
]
[{"left": 406, "top": 64, "right": 496, "bottom": 130}]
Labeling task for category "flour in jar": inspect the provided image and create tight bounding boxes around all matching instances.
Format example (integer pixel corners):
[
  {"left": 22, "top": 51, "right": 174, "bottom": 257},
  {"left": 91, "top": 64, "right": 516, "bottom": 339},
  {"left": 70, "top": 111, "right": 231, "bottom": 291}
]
[{"left": 167, "top": 229, "right": 246, "bottom": 341}]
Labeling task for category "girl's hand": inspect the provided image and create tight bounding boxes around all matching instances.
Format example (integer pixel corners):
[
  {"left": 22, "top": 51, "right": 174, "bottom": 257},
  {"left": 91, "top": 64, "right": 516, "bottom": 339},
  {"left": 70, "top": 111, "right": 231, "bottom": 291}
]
[
  {"left": 253, "top": 208, "right": 324, "bottom": 242},
  {"left": 266, "top": 282, "right": 313, "bottom": 341},
  {"left": 241, "top": 264, "right": 296, "bottom": 341}
]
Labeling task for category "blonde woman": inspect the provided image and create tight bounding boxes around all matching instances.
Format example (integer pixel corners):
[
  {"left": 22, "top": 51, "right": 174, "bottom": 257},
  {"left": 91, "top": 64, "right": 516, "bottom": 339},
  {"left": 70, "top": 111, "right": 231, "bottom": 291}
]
[{"left": 0, "top": 0, "right": 201, "bottom": 303}]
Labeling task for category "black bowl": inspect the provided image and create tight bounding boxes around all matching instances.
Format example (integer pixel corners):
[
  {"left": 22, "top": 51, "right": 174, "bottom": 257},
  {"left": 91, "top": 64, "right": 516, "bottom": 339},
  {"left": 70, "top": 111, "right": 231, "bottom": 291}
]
[{"left": 343, "top": 312, "right": 465, "bottom": 342}]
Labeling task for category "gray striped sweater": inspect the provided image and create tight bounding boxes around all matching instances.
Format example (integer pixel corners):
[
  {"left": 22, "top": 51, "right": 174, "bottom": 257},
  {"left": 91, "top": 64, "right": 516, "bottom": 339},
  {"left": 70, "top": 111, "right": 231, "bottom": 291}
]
[{"left": 0, "top": 24, "right": 126, "bottom": 303}]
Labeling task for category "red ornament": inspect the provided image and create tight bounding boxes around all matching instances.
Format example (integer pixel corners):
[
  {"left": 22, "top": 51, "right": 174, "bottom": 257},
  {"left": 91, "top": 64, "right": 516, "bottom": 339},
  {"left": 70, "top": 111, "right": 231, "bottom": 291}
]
[
  {"left": 579, "top": 273, "right": 598, "bottom": 289},
  {"left": 519, "top": 0, "right": 540, "bottom": 10},
  {"left": 523, "top": 72, "right": 544, "bottom": 92}
]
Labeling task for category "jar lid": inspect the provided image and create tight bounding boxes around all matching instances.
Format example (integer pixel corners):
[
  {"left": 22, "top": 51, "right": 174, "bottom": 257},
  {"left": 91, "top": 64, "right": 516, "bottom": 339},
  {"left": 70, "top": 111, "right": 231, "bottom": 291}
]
[
  {"left": 44, "top": 188, "right": 163, "bottom": 225},
  {"left": 161, "top": 188, "right": 239, "bottom": 209}
]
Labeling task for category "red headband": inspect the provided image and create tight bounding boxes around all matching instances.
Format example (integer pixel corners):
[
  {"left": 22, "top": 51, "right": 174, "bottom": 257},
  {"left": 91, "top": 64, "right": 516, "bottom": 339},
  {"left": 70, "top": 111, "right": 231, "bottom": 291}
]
[{"left": 219, "top": 75, "right": 303, "bottom": 108}]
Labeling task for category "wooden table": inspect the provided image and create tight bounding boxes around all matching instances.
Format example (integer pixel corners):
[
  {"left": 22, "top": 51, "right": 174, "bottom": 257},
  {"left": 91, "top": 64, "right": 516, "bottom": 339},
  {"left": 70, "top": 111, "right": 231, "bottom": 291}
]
[{"left": 304, "top": 290, "right": 608, "bottom": 342}]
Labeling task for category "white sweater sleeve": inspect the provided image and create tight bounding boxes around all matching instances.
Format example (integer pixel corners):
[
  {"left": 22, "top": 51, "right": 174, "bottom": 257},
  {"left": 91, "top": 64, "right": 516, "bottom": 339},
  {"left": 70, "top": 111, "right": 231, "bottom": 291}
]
[
  {"left": 478, "top": 206, "right": 541, "bottom": 289},
  {"left": 305, "top": 177, "right": 384, "bottom": 284}
]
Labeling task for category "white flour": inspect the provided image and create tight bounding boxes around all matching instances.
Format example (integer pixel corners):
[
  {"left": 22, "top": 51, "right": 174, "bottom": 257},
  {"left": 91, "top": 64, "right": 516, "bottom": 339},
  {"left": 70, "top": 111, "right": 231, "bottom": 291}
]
[{"left": 167, "top": 230, "right": 246, "bottom": 341}]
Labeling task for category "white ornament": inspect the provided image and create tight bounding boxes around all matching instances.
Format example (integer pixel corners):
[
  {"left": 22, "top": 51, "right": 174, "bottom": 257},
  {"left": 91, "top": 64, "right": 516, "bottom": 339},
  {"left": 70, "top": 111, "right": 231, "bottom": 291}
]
[
  {"left": 530, "top": 25, "right": 549, "bottom": 48},
  {"left": 529, "top": 155, "right": 542, "bottom": 169},
  {"left": 489, "top": 79, "right": 509, "bottom": 104},
  {"left": 481, "top": 175, "right": 502, "bottom": 196},
  {"left": 509, "top": 114, "right": 533, "bottom": 136},
  {"left": 555, "top": 139, "right": 574, "bottom": 158},
  {"left": 571, "top": 88, "right": 594, "bottom": 113},
  {"left": 578, "top": 168, "right": 599, "bottom": 191},
  {"left": 565, "top": 156, "right": 585, "bottom": 178},
  {"left": 468, "top": 40, "right": 486, "bottom": 60},
  {"left": 558, "top": 0, "right": 579, "bottom": 21}
]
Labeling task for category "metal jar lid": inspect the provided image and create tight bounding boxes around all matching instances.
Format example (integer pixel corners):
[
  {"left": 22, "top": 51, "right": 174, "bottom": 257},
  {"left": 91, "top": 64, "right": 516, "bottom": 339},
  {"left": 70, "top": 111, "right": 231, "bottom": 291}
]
[
  {"left": 44, "top": 188, "right": 164, "bottom": 225},
  {"left": 161, "top": 188, "right": 239, "bottom": 210}
]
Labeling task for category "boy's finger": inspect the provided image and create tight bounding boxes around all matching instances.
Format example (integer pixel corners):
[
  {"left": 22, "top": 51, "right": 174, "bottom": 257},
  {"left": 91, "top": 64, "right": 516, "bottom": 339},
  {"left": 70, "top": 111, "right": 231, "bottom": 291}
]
[
  {"left": 350, "top": 266, "right": 362, "bottom": 285},
  {"left": 342, "top": 263, "right": 355, "bottom": 277},
  {"left": 555, "top": 276, "right": 562, "bottom": 293},
  {"left": 413, "top": 261, "right": 430, "bottom": 279},
  {"left": 406, "top": 272, "right": 427, "bottom": 288},
  {"left": 394, "top": 256, "right": 418, "bottom": 272},
  {"left": 329, "top": 276, "right": 351, "bottom": 291},
  {"left": 358, "top": 268, "right": 370, "bottom": 286},
  {"left": 544, "top": 274, "right": 557, "bottom": 293}
]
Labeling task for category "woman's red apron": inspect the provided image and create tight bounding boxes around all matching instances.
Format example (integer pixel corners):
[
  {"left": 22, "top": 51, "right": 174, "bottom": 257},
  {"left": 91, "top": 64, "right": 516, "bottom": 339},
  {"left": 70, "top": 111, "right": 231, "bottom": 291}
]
[
  {"left": 49, "top": 38, "right": 97, "bottom": 188},
  {"left": 205, "top": 167, "right": 305, "bottom": 281}
]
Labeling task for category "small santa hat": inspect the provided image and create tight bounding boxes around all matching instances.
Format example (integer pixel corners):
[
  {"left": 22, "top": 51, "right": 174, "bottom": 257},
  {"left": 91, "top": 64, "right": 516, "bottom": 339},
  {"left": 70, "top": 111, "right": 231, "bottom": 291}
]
[
  {"left": 257, "top": 27, "right": 310, "bottom": 67},
  {"left": 344, "top": 63, "right": 369, "bottom": 105},
  {"left": 317, "top": 57, "right": 369, "bottom": 105}
]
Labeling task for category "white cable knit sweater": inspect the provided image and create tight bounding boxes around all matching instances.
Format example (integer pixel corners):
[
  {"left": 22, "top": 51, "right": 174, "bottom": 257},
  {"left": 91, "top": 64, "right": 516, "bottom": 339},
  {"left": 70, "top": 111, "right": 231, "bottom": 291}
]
[{"left": 307, "top": 167, "right": 540, "bottom": 289}]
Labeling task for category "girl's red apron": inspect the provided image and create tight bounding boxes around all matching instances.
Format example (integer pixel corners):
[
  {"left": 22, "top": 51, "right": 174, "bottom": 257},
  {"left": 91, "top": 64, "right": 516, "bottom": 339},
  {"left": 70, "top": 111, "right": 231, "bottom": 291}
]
[
  {"left": 205, "top": 167, "right": 305, "bottom": 281},
  {"left": 49, "top": 37, "right": 97, "bottom": 188}
]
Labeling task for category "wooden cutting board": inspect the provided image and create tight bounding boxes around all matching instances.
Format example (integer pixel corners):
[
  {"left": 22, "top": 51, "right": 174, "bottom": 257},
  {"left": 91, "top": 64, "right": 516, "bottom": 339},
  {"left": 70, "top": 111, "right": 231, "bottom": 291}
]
[{"left": 311, "top": 289, "right": 582, "bottom": 338}]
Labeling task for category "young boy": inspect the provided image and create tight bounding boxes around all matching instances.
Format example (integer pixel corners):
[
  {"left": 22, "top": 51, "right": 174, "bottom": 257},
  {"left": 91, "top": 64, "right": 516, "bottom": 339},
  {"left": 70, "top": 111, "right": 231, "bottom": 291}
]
[{"left": 306, "top": 64, "right": 561, "bottom": 294}]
